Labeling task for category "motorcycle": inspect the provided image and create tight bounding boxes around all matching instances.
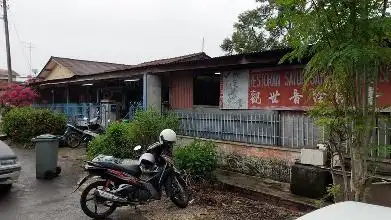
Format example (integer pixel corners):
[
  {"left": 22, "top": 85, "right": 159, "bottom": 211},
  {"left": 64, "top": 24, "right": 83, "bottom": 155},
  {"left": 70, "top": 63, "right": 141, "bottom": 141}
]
[
  {"left": 62, "top": 124, "right": 103, "bottom": 148},
  {"left": 74, "top": 142, "right": 189, "bottom": 219}
]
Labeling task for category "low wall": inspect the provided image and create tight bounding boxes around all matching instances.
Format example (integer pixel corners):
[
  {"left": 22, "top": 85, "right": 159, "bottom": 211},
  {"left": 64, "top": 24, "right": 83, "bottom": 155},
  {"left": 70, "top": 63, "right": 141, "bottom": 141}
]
[
  {"left": 177, "top": 135, "right": 300, "bottom": 183},
  {"left": 178, "top": 135, "right": 300, "bottom": 163}
]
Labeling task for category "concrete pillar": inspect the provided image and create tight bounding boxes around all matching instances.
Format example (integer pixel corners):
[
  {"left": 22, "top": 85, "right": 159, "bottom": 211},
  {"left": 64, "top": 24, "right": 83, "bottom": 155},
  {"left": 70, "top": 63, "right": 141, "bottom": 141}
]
[
  {"left": 143, "top": 74, "right": 162, "bottom": 112},
  {"left": 100, "top": 99, "right": 116, "bottom": 127}
]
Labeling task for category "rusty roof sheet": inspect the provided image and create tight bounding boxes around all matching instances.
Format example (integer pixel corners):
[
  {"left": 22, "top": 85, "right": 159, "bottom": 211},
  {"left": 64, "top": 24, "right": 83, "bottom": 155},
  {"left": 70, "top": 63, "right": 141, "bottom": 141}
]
[
  {"left": 0, "top": 69, "right": 19, "bottom": 76},
  {"left": 133, "top": 52, "right": 210, "bottom": 67},
  {"left": 51, "top": 57, "right": 130, "bottom": 76}
]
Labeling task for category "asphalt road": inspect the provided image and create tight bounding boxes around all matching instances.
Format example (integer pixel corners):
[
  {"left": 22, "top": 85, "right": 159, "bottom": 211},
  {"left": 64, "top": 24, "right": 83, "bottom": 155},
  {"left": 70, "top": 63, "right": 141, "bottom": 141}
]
[{"left": 0, "top": 146, "right": 147, "bottom": 220}]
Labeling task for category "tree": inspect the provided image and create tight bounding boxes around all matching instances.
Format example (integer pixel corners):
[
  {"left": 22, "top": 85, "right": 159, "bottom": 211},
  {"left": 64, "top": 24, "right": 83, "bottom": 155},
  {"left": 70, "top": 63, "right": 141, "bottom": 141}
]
[
  {"left": 0, "top": 83, "right": 39, "bottom": 107},
  {"left": 220, "top": 0, "right": 290, "bottom": 54},
  {"left": 269, "top": 0, "right": 391, "bottom": 201}
]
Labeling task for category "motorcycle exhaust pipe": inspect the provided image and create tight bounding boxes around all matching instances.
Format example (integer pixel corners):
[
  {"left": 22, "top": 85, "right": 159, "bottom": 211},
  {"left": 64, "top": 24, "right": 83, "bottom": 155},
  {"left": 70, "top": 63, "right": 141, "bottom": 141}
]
[{"left": 94, "top": 189, "right": 127, "bottom": 203}]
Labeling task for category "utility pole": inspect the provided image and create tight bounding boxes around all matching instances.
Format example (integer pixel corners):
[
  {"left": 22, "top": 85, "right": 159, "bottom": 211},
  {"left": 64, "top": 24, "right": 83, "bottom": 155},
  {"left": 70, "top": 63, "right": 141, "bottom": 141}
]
[
  {"left": 1, "top": 0, "right": 12, "bottom": 83},
  {"left": 201, "top": 37, "right": 205, "bottom": 52},
  {"left": 23, "top": 41, "right": 34, "bottom": 75}
]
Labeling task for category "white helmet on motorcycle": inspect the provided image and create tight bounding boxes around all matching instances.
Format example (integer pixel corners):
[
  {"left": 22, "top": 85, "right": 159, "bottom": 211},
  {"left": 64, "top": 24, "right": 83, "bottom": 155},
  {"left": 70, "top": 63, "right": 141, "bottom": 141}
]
[
  {"left": 138, "top": 153, "right": 155, "bottom": 168},
  {"left": 159, "top": 129, "right": 177, "bottom": 144}
]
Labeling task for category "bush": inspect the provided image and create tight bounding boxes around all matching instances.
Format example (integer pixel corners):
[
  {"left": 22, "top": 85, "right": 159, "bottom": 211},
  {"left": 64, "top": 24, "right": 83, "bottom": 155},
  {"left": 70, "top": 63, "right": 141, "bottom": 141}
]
[
  {"left": 87, "top": 108, "right": 180, "bottom": 159},
  {"left": 1, "top": 107, "right": 66, "bottom": 143},
  {"left": 174, "top": 140, "right": 218, "bottom": 179},
  {"left": 0, "top": 84, "right": 38, "bottom": 107},
  {"left": 218, "top": 152, "right": 291, "bottom": 183},
  {"left": 131, "top": 109, "right": 180, "bottom": 146},
  {"left": 87, "top": 122, "right": 137, "bottom": 159}
]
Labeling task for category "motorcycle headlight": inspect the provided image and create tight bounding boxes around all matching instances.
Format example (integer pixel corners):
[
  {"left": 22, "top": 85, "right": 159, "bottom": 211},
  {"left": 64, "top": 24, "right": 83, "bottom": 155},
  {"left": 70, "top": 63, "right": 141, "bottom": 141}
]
[{"left": 0, "top": 159, "right": 17, "bottom": 166}]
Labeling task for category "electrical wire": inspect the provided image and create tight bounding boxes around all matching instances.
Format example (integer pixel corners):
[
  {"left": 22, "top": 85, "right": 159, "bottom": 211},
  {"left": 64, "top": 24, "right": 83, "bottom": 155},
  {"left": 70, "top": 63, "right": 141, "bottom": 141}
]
[{"left": 10, "top": 19, "right": 30, "bottom": 75}]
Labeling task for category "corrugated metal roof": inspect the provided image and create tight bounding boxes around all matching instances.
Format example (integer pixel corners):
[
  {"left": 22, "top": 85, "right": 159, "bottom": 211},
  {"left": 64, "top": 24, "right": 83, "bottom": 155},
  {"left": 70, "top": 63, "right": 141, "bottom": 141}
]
[
  {"left": 134, "top": 52, "right": 210, "bottom": 67},
  {"left": 99, "top": 52, "right": 211, "bottom": 73},
  {"left": 38, "top": 52, "right": 210, "bottom": 80},
  {"left": 0, "top": 69, "right": 19, "bottom": 76},
  {"left": 51, "top": 57, "right": 130, "bottom": 76}
]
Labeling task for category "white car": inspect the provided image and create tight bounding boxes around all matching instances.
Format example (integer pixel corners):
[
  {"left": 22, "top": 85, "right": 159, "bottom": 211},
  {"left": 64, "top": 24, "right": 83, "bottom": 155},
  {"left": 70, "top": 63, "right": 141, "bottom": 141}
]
[
  {"left": 297, "top": 201, "right": 391, "bottom": 220},
  {"left": 0, "top": 141, "right": 21, "bottom": 191}
]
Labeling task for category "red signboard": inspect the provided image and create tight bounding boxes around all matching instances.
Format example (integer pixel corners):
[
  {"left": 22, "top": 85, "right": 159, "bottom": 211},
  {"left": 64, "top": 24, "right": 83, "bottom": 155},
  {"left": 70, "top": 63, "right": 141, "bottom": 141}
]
[
  {"left": 248, "top": 68, "right": 322, "bottom": 110},
  {"left": 247, "top": 68, "right": 391, "bottom": 110},
  {"left": 377, "top": 70, "right": 391, "bottom": 108}
]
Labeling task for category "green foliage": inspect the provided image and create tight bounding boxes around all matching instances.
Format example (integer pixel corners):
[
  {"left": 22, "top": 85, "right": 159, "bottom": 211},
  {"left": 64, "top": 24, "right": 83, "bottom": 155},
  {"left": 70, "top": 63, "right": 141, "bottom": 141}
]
[
  {"left": 87, "top": 122, "right": 137, "bottom": 159},
  {"left": 269, "top": 0, "right": 391, "bottom": 201},
  {"left": 174, "top": 140, "right": 218, "bottom": 179},
  {"left": 131, "top": 109, "right": 180, "bottom": 146},
  {"left": 316, "top": 184, "right": 342, "bottom": 207},
  {"left": 219, "top": 152, "right": 291, "bottom": 183},
  {"left": 87, "top": 108, "right": 180, "bottom": 159},
  {"left": 1, "top": 107, "right": 66, "bottom": 144},
  {"left": 220, "top": 0, "right": 289, "bottom": 54}
]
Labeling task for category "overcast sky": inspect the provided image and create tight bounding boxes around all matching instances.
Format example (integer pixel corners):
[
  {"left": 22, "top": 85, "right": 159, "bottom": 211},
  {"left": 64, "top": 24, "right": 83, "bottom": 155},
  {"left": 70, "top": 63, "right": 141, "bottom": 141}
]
[{"left": 0, "top": 0, "right": 257, "bottom": 76}]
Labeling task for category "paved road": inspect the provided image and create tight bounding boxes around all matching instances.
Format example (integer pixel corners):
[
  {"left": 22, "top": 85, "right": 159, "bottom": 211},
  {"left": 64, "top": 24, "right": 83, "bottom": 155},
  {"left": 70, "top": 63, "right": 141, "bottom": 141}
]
[
  {"left": 0, "top": 146, "right": 147, "bottom": 220},
  {"left": 0, "top": 145, "right": 301, "bottom": 220}
]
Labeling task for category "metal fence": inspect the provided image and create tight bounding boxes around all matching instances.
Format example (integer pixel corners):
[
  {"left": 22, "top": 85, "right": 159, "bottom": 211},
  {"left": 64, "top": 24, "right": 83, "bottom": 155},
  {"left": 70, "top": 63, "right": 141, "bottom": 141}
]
[
  {"left": 174, "top": 110, "right": 391, "bottom": 153},
  {"left": 33, "top": 103, "right": 104, "bottom": 125}
]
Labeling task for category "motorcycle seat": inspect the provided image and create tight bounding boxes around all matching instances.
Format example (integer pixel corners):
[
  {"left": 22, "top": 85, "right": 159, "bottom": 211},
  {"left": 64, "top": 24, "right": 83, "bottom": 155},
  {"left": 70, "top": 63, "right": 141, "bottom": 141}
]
[{"left": 95, "top": 161, "right": 142, "bottom": 177}]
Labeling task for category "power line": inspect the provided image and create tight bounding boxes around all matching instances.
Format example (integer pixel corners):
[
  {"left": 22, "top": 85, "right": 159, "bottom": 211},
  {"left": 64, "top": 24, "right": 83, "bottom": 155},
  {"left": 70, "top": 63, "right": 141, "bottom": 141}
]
[
  {"left": 10, "top": 20, "right": 30, "bottom": 74},
  {"left": 22, "top": 41, "right": 34, "bottom": 75}
]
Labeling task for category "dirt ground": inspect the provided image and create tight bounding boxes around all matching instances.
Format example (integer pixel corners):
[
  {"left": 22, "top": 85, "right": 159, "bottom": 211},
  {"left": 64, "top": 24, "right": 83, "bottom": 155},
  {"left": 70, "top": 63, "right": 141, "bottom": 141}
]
[{"left": 0, "top": 144, "right": 303, "bottom": 220}]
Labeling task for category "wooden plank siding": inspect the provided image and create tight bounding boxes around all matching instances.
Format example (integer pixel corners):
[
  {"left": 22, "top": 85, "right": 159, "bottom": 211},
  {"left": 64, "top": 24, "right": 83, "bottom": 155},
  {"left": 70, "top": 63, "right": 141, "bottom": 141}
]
[{"left": 170, "top": 73, "right": 193, "bottom": 109}]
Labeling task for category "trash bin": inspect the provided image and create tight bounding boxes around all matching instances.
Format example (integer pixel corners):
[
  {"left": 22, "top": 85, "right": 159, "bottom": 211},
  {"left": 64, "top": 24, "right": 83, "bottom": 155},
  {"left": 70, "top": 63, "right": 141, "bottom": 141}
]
[{"left": 32, "top": 134, "right": 61, "bottom": 180}]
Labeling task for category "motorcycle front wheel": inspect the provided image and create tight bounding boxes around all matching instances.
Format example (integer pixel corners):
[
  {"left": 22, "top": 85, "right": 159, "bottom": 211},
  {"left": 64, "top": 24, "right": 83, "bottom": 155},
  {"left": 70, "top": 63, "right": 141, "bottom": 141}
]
[
  {"left": 165, "top": 174, "right": 190, "bottom": 208},
  {"left": 80, "top": 180, "right": 117, "bottom": 219}
]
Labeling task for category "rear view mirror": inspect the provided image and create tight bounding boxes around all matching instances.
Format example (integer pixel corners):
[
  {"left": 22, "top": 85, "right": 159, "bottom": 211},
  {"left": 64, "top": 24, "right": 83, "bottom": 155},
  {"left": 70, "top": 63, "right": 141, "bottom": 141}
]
[{"left": 134, "top": 145, "right": 142, "bottom": 151}]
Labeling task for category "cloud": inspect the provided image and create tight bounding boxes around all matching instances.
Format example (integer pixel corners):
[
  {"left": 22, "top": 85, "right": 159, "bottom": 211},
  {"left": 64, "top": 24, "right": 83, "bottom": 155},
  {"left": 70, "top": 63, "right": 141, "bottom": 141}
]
[{"left": 0, "top": 0, "right": 257, "bottom": 76}]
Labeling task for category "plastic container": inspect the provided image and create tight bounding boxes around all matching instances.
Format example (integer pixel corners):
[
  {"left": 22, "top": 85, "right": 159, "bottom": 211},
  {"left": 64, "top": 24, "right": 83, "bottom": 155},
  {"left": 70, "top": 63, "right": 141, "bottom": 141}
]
[{"left": 32, "top": 134, "right": 61, "bottom": 179}]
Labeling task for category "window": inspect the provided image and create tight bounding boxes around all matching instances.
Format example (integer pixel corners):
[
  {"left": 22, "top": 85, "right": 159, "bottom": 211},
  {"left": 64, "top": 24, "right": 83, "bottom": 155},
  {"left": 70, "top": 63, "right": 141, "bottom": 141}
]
[{"left": 193, "top": 74, "right": 220, "bottom": 106}]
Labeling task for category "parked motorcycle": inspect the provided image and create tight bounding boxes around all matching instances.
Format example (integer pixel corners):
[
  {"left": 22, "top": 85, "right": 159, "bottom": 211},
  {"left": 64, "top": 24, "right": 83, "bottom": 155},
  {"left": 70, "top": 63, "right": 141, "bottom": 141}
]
[
  {"left": 62, "top": 124, "right": 103, "bottom": 148},
  {"left": 74, "top": 129, "right": 189, "bottom": 219}
]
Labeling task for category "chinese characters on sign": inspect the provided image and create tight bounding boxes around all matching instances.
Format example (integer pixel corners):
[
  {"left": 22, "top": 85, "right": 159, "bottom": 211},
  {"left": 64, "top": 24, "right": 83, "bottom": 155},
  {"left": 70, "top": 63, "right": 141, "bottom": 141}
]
[
  {"left": 248, "top": 69, "right": 319, "bottom": 109},
  {"left": 268, "top": 90, "right": 280, "bottom": 104},
  {"left": 220, "top": 68, "right": 391, "bottom": 110},
  {"left": 250, "top": 90, "right": 262, "bottom": 104},
  {"left": 289, "top": 89, "right": 303, "bottom": 104}
]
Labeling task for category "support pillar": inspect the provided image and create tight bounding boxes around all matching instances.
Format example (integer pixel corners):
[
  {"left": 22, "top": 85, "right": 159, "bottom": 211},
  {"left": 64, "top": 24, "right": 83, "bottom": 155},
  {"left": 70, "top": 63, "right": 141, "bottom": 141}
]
[{"left": 143, "top": 74, "right": 162, "bottom": 112}]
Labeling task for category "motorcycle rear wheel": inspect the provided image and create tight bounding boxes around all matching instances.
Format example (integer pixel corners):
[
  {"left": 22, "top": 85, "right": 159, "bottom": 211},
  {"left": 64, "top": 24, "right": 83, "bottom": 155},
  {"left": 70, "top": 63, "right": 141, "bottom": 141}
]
[
  {"left": 66, "top": 132, "right": 81, "bottom": 148},
  {"left": 165, "top": 175, "right": 190, "bottom": 208},
  {"left": 80, "top": 180, "right": 117, "bottom": 219}
]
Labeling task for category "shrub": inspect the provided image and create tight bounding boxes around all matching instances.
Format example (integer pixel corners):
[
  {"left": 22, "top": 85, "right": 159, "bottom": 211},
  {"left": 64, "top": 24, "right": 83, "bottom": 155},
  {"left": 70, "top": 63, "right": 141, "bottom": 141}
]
[
  {"left": 174, "top": 140, "right": 218, "bottom": 179},
  {"left": 218, "top": 152, "right": 291, "bottom": 183},
  {"left": 0, "top": 84, "right": 38, "bottom": 107},
  {"left": 87, "top": 122, "right": 137, "bottom": 159},
  {"left": 131, "top": 109, "right": 180, "bottom": 146},
  {"left": 87, "top": 108, "right": 180, "bottom": 159},
  {"left": 1, "top": 107, "right": 66, "bottom": 143}
]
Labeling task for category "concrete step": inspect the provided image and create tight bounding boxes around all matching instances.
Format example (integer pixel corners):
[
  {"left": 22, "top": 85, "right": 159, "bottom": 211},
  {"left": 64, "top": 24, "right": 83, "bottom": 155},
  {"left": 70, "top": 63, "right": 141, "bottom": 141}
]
[{"left": 215, "top": 169, "right": 322, "bottom": 212}]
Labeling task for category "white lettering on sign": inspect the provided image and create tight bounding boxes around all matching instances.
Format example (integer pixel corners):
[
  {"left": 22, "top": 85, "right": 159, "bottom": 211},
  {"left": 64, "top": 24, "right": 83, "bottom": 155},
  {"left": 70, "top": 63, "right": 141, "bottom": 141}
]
[
  {"left": 250, "top": 90, "right": 262, "bottom": 104},
  {"left": 285, "top": 70, "right": 323, "bottom": 86},
  {"left": 285, "top": 70, "right": 304, "bottom": 86},
  {"left": 310, "top": 74, "right": 324, "bottom": 85},
  {"left": 289, "top": 89, "right": 303, "bottom": 104},
  {"left": 250, "top": 72, "right": 280, "bottom": 87},
  {"left": 268, "top": 90, "right": 280, "bottom": 104},
  {"left": 313, "top": 92, "right": 327, "bottom": 103}
]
